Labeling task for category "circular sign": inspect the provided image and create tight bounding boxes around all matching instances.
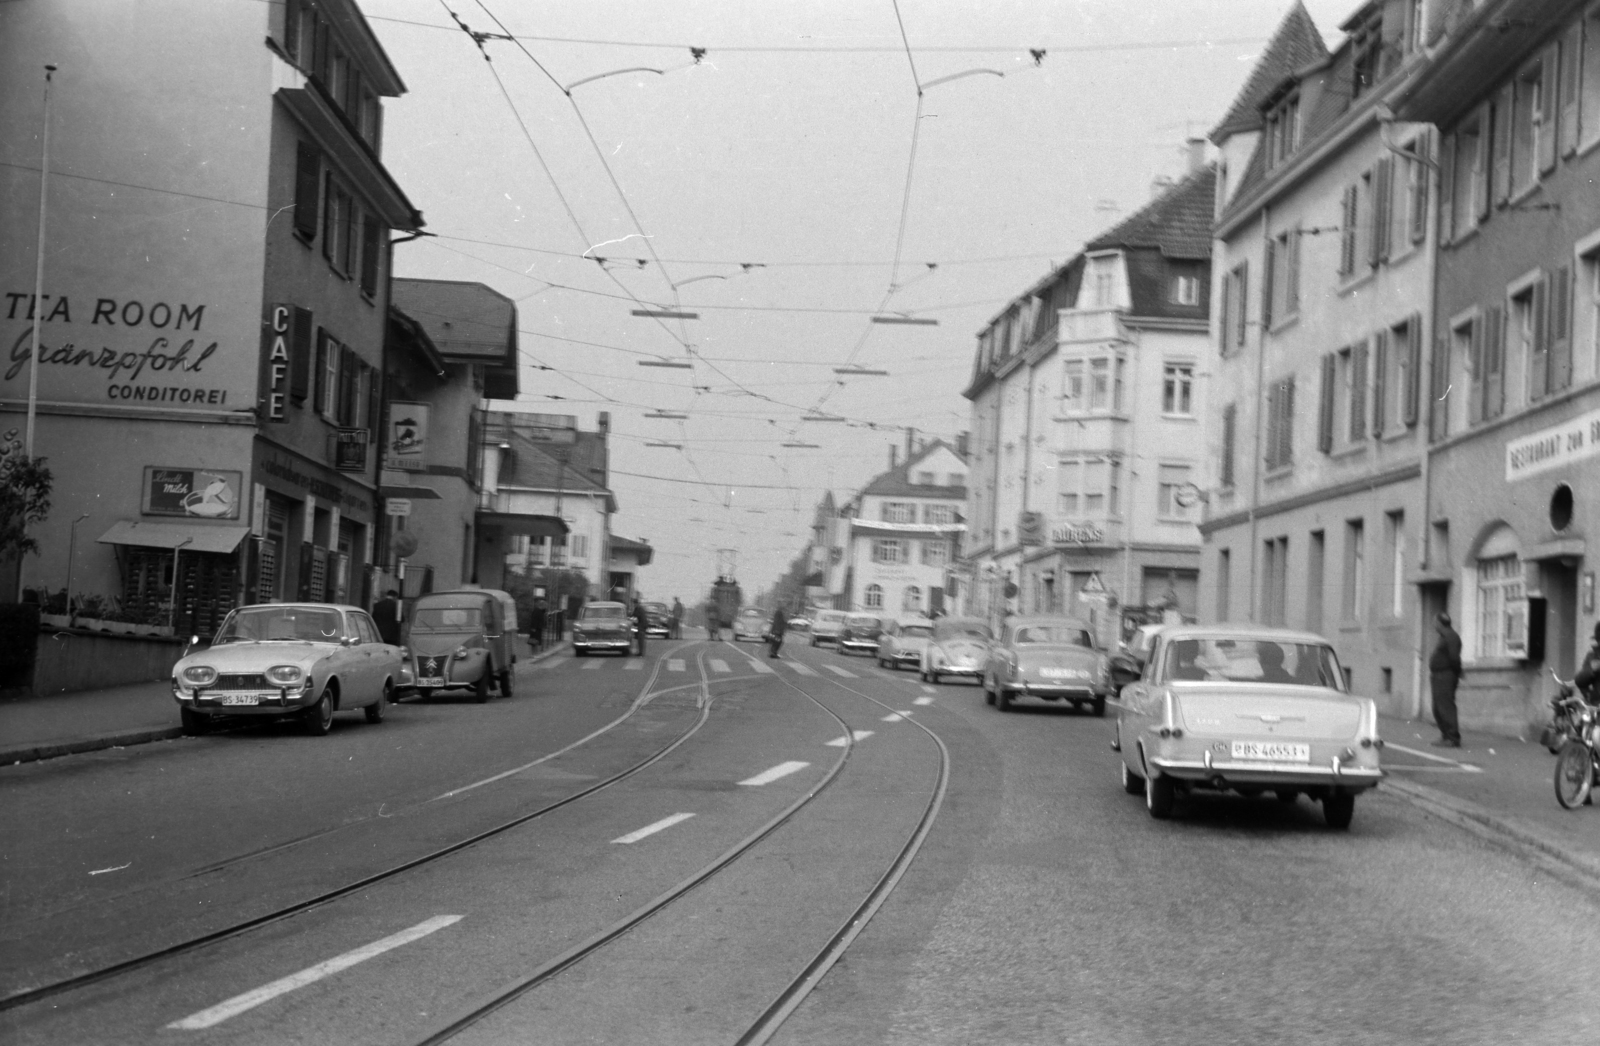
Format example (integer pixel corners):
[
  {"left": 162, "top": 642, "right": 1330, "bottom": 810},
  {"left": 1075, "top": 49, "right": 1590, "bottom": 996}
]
[
  {"left": 1173, "top": 482, "right": 1202, "bottom": 509},
  {"left": 1003, "top": 581, "right": 1019, "bottom": 599},
  {"left": 391, "top": 531, "right": 419, "bottom": 558}
]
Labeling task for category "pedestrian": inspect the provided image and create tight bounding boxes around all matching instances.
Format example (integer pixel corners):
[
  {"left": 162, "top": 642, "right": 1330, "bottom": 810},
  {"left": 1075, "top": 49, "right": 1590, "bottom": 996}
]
[
  {"left": 529, "top": 598, "right": 548, "bottom": 652},
  {"left": 1576, "top": 622, "right": 1600, "bottom": 703},
  {"left": 1428, "top": 612, "right": 1464, "bottom": 748},
  {"left": 372, "top": 588, "right": 402, "bottom": 647},
  {"left": 631, "top": 597, "right": 649, "bottom": 656},
  {"left": 767, "top": 605, "right": 789, "bottom": 659},
  {"left": 670, "top": 597, "right": 684, "bottom": 640},
  {"left": 705, "top": 600, "right": 722, "bottom": 642}
]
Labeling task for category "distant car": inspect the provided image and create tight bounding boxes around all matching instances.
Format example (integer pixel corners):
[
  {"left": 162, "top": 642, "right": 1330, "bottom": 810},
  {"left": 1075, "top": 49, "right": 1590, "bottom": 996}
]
[
  {"left": 171, "top": 603, "right": 400, "bottom": 736},
  {"left": 733, "top": 607, "right": 769, "bottom": 642},
  {"left": 877, "top": 618, "right": 934, "bottom": 670},
  {"left": 809, "top": 609, "right": 848, "bottom": 646},
  {"left": 572, "top": 601, "right": 634, "bottom": 656},
  {"left": 1114, "top": 625, "right": 1384, "bottom": 828},
  {"left": 641, "top": 602, "right": 672, "bottom": 638},
  {"left": 920, "top": 617, "right": 993, "bottom": 684},
  {"left": 837, "top": 612, "right": 887, "bottom": 655},
  {"left": 405, "top": 589, "right": 517, "bottom": 702},
  {"left": 984, "top": 615, "right": 1112, "bottom": 715}
]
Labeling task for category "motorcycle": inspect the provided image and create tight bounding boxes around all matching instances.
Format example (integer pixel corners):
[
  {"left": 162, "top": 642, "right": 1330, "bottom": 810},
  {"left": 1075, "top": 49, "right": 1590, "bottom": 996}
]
[{"left": 1544, "top": 669, "right": 1600, "bottom": 810}]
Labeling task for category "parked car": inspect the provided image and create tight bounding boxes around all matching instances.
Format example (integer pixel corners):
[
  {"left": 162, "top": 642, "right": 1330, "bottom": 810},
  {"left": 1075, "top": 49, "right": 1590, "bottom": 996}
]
[
  {"left": 572, "top": 601, "right": 635, "bottom": 656},
  {"left": 920, "top": 617, "right": 992, "bottom": 684},
  {"left": 983, "top": 615, "right": 1112, "bottom": 715},
  {"left": 808, "top": 609, "right": 848, "bottom": 646},
  {"left": 1110, "top": 622, "right": 1167, "bottom": 689},
  {"left": 171, "top": 603, "right": 400, "bottom": 736},
  {"left": 837, "top": 612, "right": 887, "bottom": 655},
  {"left": 877, "top": 618, "right": 934, "bottom": 670},
  {"left": 403, "top": 589, "right": 517, "bottom": 702},
  {"left": 641, "top": 602, "right": 672, "bottom": 638},
  {"left": 1114, "top": 625, "right": 1384, "bottom": 828},
  {"left": 733, "top": 606, "right": 769, "bottom": 642},
  {"left": 787, "top": 616, "right": 811, "bottom": 633}
]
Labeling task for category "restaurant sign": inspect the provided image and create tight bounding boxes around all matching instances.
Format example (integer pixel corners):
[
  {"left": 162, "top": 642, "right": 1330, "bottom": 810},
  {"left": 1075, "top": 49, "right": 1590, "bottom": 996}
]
[
  {"left": 389, "top": 402, "right": 429, "bottom": 471},
  {"left": 143, "top": 467, "right": 242, "bottom": 519},
  {"left": 1505, "top": 407, "right": 1600, "bottom": 482}
]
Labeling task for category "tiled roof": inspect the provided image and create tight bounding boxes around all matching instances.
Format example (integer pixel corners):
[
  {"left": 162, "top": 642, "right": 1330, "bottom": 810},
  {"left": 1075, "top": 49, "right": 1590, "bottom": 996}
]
[
  {"left": 391, "top": 279, "right": 517, "bottom": 365},
  {"left": 1085, "top": 165, "right": 1217, "bottom": 260},
  {"left": 499, "top": 432, "right": 609, "bottom": 495},
  {"left": 859, "top": 440, "right": 968, "bottom": 499},
  {"left": 1210, "top": 2, "right": 1328, "bottom": 141}
]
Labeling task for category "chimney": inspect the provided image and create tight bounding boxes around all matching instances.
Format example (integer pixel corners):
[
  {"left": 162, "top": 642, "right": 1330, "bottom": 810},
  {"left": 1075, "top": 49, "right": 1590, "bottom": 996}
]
[
  {"left": 597, "top": 411, "right": 610, "bottom": 434},
  {"left": 956, "top": 430, "right": 970, "bottom": 459},
  {"left": 904, "top": 427, "right": 916, "bottom": 463},
  {"left": 1186, "top": 136, "right": 1207, "bottom": 174},
  {"left": 1150, "top": 174, "right": 1175, "bottom": 200},
  {"left": 889, "top": 445, "right": 897, "bottom": 469}
]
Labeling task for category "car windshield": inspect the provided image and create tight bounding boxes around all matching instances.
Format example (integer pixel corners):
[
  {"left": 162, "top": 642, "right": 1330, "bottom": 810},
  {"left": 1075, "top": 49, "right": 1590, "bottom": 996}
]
[
  {"left": 584, "top": 605, "right": 625, "bottom": 620},
  {"left": 411, "top": 607, "right": 483, "bottom": 631},
  {"left": 900, "top": 624, "right": 934, "bottom": 638},
  {"left": 740, "top": 609, "right": 765, "bottom": 619},
  {"left": 217, "top": 607, "right": 343, "bottom": 644},
  {"left": 1162, "top": 638, "right": 1345, "bottom": 689},
  {"left": 933, "top": 619, "right": 991, "bottom": 642},
  {"left": 1013, "top": 624, "right": 1093, "bottom": 646}
]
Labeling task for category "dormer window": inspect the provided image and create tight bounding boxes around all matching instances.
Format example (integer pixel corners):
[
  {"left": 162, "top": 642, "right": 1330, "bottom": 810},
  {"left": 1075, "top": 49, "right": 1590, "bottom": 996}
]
[
  {"left": 1264, "top": 93, "right": 1300, "bottom": 168},
  {"left": 1350, "top": 14, "right": 1385, "bottom": 100}
]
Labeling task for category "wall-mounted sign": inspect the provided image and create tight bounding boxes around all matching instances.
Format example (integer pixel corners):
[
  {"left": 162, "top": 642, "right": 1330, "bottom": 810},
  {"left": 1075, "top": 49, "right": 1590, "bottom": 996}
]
[
  {"left": 333, "top": 428, "right": 369, "bottom": 472},
  {"left": 1017, "top": 511, "right": 1045, "bottom": 546},
  {"left": 264, "top": 305, "right": 290, "bottom": 421},
  {"left": 1505, "top": 407, "right": 1600, "bottom": 482},
  {"left": 389, "top": 402, "right": 429, "bottom": 471},
  {"left": 143, "top": 467, "right": 243, "bottom": 519},
  {"left": 1052, "top": 521, "right": 1106, "bottom": 546},
  {"left": 386, "top": 498, "right": 412, "bottom": 517}
]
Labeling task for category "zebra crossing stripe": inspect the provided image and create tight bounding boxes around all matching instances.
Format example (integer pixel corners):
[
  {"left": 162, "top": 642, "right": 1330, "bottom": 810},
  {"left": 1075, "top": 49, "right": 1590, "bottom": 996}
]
[
  {"left": 825, "top": 665, "right": 857, "bottom": 678},
  {"left": 825, "top": 730, "right": 875, "bottom": 747},
  {"left": 710, "top": 659, "right": 731, "bottom": 673},
  {"left": 750, "top": 661, "right": 775, "bottom": 673},
  {"left": 787, "top": 662, "right": 818, "bottom": 676},
  {"left": 667, "top": 659, "right": 685, "bottom": 672},
  {"left": 581, "top": 660, "right": 603, "bottom": 671}
]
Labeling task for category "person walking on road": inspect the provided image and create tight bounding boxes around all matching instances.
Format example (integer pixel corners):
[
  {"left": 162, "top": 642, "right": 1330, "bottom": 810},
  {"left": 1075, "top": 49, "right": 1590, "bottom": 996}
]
[
  {"left": 670, "top": 597, "right": 684, "bottom": 640},
  {"left": 1576, "top": 622, "right": 1600, "bottom": 703},
  {"left": 528, "top": 598, "right": 548, "bottom": 652},
  {"left": 766, "top": 605, "right": 789, "bottom": 659},
  {"left": 1429, "top": 612, "right": 1464, "bottom": 748},
  {"left": 705, "top": 599, "right": 722, "bottom": 642},
  {"left": 372, "top": 589, "right": 402, "bottom": 647},
  {"left": 631, "top": 598, "right": 649, "bottom": 656}
]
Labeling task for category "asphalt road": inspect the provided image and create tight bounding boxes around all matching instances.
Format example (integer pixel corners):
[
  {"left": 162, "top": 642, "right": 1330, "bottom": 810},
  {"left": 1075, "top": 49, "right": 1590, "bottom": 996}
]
[{"left": 4, "top": 634, "right": 1599, "bottom": 1045}]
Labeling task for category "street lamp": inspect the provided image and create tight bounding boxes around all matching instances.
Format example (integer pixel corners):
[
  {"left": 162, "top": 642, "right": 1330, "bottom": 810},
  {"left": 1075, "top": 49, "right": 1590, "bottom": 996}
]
[{"left": 65, "top": 512, "right": 88, "bottom": 620}]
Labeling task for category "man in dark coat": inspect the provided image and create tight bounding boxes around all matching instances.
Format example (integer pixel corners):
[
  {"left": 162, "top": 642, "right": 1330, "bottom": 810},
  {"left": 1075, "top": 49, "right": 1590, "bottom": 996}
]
[
  {"left": 1429, "top": 612, "right": 1464, "bottom": 748},
  {"left": 528, "top": 598, "right": 548, "bottom": 651},
  {"left": 631, "top": 598, "right": 649, "bottom": 656},
  {"left": 767, "top": 605, "right": 789, "bottom": 659},
  {"left": 670, "top": 597, "right": 684, "bottom": 640},
  {"left": 372, "top": 589, "right": 402, "bottom": 646},
  {"left": 1576, "top": 622, "right": 1600, "bottom": 703}
]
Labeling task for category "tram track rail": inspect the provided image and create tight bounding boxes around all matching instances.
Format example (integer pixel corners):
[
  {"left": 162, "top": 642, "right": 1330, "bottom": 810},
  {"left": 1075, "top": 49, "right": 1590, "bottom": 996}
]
[{"left": 0, "top": 643, "right": 718, "bottom": 1014}]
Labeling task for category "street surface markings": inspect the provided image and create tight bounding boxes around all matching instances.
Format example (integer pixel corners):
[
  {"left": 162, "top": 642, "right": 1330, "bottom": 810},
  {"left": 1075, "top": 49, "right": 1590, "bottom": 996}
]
[
  {"left": 541, "top": 658, "right": 567, "bottom": 669},
  {"left": 624, "top": 660, "right": 644, "bottom": 671},
  {"left": 920, "top": 685, "right": 937, "bottom": 694},
  {"left": 825, "top": 665, "right": 857, "bottom": 678},
  {"left": 581, "top": 660, "right": 604, "bottom": 670},
  {"left": 1386, "top": 741, "right": 1483, "bottom": 772},
  {"left": 787, "top": 662, "right": 818, "bottom": 676},
  {"left": 749, "top": 660, "right": 776, "bottom": 673},
  {"left": 913, "top": 696, "right": 934, "bottom": 706},
  {"left": 667, "top": 659, "right": 685, "bottom": 672},
  {"left": 167, "top": 915, "right": 463, "bottom": 1030},
  {"left": 738, "top": 761, "right": 810, "bottom": 786},
  {"left": 612, "top": 812, "right": 695, "bottom": 844},
  {"left": 709, "top": 659, "right": 731, "bottom": 673},
  {"left": 825, "top": 730, "right": 875, "bottom": 747},
  {"left": 881, "top": 711, "right": 914, "bottom": 722}
]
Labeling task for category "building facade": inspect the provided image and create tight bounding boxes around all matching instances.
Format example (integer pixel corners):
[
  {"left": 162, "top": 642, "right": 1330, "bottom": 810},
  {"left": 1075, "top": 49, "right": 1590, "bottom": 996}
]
[
  {"left": 1, "top": 0, "right": 420, "bottom": 631},
  {"left": 836, "top": 441, "right": 968, "bottom": 616},
  {"left": 1199, "top": 0, "right": 1439, "bottom": 718}
]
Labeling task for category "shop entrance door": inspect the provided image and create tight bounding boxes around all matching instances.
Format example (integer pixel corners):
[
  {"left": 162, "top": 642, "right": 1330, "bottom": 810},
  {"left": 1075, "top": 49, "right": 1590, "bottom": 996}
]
[{"left": 1542, "top": 561, "right": 1579, "bottom": 675}]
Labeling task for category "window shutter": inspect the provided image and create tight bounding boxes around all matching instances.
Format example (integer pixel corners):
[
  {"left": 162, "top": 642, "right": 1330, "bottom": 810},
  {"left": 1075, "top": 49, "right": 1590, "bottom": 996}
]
[
  {"left": 1221, "top": 404, "right": 1236, "bottom": 487},
  {"left": 1530, "top": 275, "right": 1550, "bottom": 401},
  {"left": 290, "top": 306, "right": 313, "bottom": 404},
  {"left": 1492, "top": 86, "right": 1512, "bottom": 206},
  {"left": 314, "top": 328, "right": 330, "bottom": 414},
  {"left": 1340, "top": 185, "right": 1358, "bottom": 276},
  {"left": 1371, "top": 159, "right": 1391, "bottom": 265},
  {"left": 1560, "top": 29, "right": 1581, "bottom": 157},
  {"left": 1218, "top": 272, "right": 1232, "bottom": 354},
  {"left": 361, "top": 217, "right": 381, "bottom": 297},
  {"left": 340, "top": 199, "right": 356, "bottom": 275},
  {"left": 1350, "top": 341, "right": 1369, "bottom": 441},
  {"left": 1411, "top": 132, "right": 1431, "bottom": 244},
  {"left": 368, "top": 365, "right": 382, "bottom": 437},
  {"left": 1438, "top": 132, "right": 1456, "bottom": 243},
  {"left": 1266, "top": 383, "right": 1281, "bottom": 468},
  {"left": 322, "top": 173, "right": 336, "bottom": 263},
  {"left": 1467, "top": 318, "right": 1485, "bottom": 425},
  {"left": 1538, "top": 48, "right": 1559, "bottom": 174},
  {"left": 284, "top": 0, "right": 301, "bottom": 59},
  {"left": 1286, "top": 229, "right": 1301, "bottom": 313},
  {"left": 1429, "top": 336, "right": 1450, "bottom": 441},
  {"left": 294, "top": 142, "right": 320, "bottom": 241},
  {"left": 1372, "top": 330, "right": 1389, "bottom": 436},
  {"left": 1472, "top": 115, "right": 1491, "bottom": 220},
  {"left": 1550, "top": 264, "right": 1573, "bottom": 392},
  {"left": 1404, "top": 312, "right": 1423, "bottom": 427},
  {"left": 1262, "top": 239, "right": 1276, "bottom": 329},
  {"left": 338, "top": 346, "right": 357, "bottom": 426},
  {"left": 1319, "top": 353, "right": 1336, "bottom": 453},
  {"left": 1485, "top": 304, "right": 1505, "bottom": 418},
  {"left": 1235, "top": 264, "right": 1249, "bottom": 348},
  {"left": 1280, "top": 379, "right": 1295, "bottom": 466}
]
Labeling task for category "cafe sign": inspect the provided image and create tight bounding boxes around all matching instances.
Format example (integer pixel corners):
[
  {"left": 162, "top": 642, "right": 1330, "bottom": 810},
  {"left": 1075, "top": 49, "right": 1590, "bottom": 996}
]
[
  {"left": 1505, "top": 407, "right": 1600, "bottom": 482},
  {"left": 1052, "top": 521, "right": 1106, "bottom": 546},
  {"left": 143, "top": 467, "right": 242, "bottom": 519}
]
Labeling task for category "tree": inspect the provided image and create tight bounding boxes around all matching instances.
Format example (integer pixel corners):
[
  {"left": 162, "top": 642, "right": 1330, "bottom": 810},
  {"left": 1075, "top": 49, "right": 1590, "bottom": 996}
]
[{"left": 0, "top": 428, "right": 51, "bottom": 564}]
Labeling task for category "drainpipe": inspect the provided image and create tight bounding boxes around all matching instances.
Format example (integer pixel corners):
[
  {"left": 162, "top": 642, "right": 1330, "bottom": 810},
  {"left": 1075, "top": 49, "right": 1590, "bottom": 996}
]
[
  {"left": 1413, "top": 126, "right": 1443, "bottom": 721},
  {"left": 1246, "top": 204, "right": 1271, "bottom": 622}
]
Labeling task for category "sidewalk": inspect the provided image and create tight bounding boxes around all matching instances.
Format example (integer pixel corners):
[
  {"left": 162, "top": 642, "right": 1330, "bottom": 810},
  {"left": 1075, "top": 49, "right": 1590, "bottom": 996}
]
[
  {"left": 0, "top": 637, "right": 570, "bottom": 767},
  {"left": 1379, "top": 713, "right": 1600, "bottom": 888}
]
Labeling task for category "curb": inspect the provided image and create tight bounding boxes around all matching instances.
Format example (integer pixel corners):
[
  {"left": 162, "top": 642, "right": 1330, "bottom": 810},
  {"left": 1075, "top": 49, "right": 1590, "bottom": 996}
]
[
  {"left": 1382, "top": 775, "right": 1600, "bottom": 891},
  {"left": 1, "top": 727, "right": 186, "bottom": 767}
]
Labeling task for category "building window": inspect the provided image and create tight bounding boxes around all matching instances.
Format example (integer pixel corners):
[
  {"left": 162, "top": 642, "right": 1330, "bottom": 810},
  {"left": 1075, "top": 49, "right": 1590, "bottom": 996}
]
[
  {"left": 1307, "top": 529, "right": 1326, "bottom": 633},
  {"left": 872, "top": 539, "right": 906, "bottom": 564},
  {"left": 923, "top": 504, "right": 956, "bottom": 525},
  {"left": 1264, "top": 377, "right": 1295, "bottom": 470},
  {"left": 948, "top": 473, "right": 965, "bottom": 486},
  {"left": 916, "top": 471, "right": 935, "bottom": 485},
  {"left": 1264, "top": 92, "right": 1300, "bottom": 168},
  {"left": 902, "top": 586, "right": 922, "bottom": 612},
  {"left": 317, "top": 330, "right": 341, "bottom": 419},
  {"left": 1511, "top": 280, "right": 1539, "bottom": 404},
  {"left": 1262, "top": 536, "right": 1289, "bottom": 627},
  {"left": 1216, "top": 548, "right": 1231, "bottom": 620},
  {"left": 1402, "top": 136, "right": 1430, "bottom": 247},
  {"left": 322, "top": 176, "right": 355, "bottom": 277},
  {"left": 1476, "top": 554, "right": 1525, "bottom": 658},
  {"left": 1512, "top": 59, "right": 1543, "bottom": 198},
  {"left": 864, "top": 584, "right": 884, "bottom": 609},
  {"left": 1378, "top": 314, "right": 1424, "bottom": 435},
  {"left": 1057, "top": 456, "right": 1120, "bottom": 518},
  {"left": 1342, "top": 519, "right": 1366, "bottom": 622},
  {"left": 1584, "top": 6, "right": 1600, "bottom": 152},
  {"left": 571, "top": 534, "right": 588, "bottom": 560},
  {"left": 1156, "top": 464, "right": 1195, "bottom": 520},
  {"left": 1222, "top": 262, "right": 1249, "bottom": 352},
  {"left": 1386, "top": 511, "right": 1405, "bottom": 618},
  {"left": 1264, "top": 228, "right": 1301, "bottom": 327},
  {"left": 921, "top": 539, "right": 950, "bottom": 566},
  {"left": 1162, "top": 363, "right": 1194, "bottom": 416},
  {"left": 881, "top": 502, "right": 915, "bottom": 524},
  {"left": 1350, "top": 14, "right": 1384, "bottom": 100},
  {"left": 1089, "top": 255, "right": 1118, "bottom": 307},
  {"left": 1171, "top": 273, "right": 1200, "bottom": 306},
  {"left": 1467, "top": 304, "right": 1506, "bottom": 425}
]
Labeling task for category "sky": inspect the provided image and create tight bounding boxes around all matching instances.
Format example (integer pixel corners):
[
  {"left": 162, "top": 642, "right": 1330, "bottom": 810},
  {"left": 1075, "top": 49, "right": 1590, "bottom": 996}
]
[{"left": 364, "top": 0, "right": 1358, "bottom": 605}]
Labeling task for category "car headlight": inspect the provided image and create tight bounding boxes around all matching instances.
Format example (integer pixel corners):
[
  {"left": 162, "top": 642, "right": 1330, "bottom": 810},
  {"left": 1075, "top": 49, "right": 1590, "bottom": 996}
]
[
  {"left": 265, "top": 664, "right": 305, "bottom": 686},
  {"left": 181, "top": 665, "right": 217, "bottom": 686},
  {"left": 455, "top": 646, "right": 471, "bottom": 659}
]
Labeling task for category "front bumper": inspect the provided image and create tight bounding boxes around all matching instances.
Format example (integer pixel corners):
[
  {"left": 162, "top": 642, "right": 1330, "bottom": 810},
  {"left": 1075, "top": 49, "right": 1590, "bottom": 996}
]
[
  {"left": 892, "top": 651, "right": 922, "bottom": 665},
  {"left": 409, "top": 652, "right": 490, "bottom": 689},
  {"left": 574, "top": 633, "right": 633, "bottom": 652},
  {"left": 174, "top": 684, "right": 315, "bottom": 715}
]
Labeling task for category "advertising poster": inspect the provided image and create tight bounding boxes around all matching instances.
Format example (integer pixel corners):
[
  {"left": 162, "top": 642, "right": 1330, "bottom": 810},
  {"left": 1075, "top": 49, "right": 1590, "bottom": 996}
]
[
  {"left": 143, "top": 467, "right": 243, "bottom": 519},
  {"left": 389, "top": 402, "right": 429, "bottom": 471}
]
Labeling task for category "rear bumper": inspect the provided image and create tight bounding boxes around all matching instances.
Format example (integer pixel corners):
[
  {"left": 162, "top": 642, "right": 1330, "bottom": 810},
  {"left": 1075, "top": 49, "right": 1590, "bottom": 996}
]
[
  {"left": 932, "top": 664, "right": 982, "bottom": 676},
  {"left": 839, "top": 639, "right": 879, "bottom": 652},
  {"left": 1150, "top": 756, "right": 1384, "bottom": 789},
  {"left": 574, "top": 636, "right": 633, "bottom": 652}
]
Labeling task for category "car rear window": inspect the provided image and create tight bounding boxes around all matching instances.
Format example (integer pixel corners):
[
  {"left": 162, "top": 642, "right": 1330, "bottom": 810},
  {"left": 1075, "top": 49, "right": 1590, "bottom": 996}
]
[
  {"left": 1163, "top": 638, "right": 1344, "bottom": 689},
  {"left": 1013, "top": 625, "right": 1092, "bottom": 646}
]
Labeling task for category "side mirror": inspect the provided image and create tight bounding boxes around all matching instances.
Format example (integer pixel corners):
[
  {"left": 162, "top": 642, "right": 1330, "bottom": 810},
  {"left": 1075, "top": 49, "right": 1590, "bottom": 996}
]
[{"left": 342, "top": 635, "right": 358, "bottom": 646}]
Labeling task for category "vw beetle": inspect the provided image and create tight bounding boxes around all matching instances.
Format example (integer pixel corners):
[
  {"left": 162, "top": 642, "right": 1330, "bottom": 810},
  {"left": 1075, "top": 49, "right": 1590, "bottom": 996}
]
[{"left": 919, "top": 617, "right": 992, "bottom": 684}]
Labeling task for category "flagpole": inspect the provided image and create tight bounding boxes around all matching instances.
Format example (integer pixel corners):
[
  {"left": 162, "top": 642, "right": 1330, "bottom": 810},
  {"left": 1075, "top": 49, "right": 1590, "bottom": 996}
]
[{"left": 25, "top": 64, "right": 57, "bottom": 458}]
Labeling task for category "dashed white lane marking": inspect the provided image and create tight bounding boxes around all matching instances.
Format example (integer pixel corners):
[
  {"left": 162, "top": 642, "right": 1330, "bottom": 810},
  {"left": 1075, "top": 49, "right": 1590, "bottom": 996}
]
[
  {"left": 581, "top": 659, "right": 603, "bottom": 670},
  {"left": 612, "top": 812, "right": 696, "bottom": 844},
  {"left": 920, "top": 685, "right": 937, "bottom": 694},
  {"left": 738, "top": 760, "right": 810, "bottom": 786},
  {"left": 749, "top": 660, "right": 776, "bottom": 673},
  {"left": 541, "top": 658, "right": 568, "bottom": 669},
  {"left": 168, "top": 916, "right": 463, "bottom": 1029},
  {"left": 788, "top": 662, "right": 818, "bottom": 676},
  {"left": 667, "top": 659, "right": 685, "bottom": 672},
  {"left": 913, "top": 696, "right": 934, "bottom": 706},
  {"left": 709, "top": 659, "right": 731, "bottom": 673},
  {"left": 1387, "top": 741, "right": 1476, "bottom": 767},
  {"left": 825, "top": 665, "right": 857, "bottom": 678},
  {"left": 825, "top": 730, "right": 875, "bottom": 747},
  {"left": 624, "top": 660, "right": 644, "bottom": 671},
  {"left": 881, "top": 711, "right": 914, "bottom": 722}
]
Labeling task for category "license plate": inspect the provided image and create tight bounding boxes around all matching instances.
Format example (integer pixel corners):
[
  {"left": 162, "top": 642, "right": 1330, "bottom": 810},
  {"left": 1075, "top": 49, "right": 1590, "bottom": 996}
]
[
  {"left": 1231, "top": 741, "right": 1310, "bottom": 762},
  {"left": 220, "top": 693, "right": 264, "bottom": 706},
  {"left": 1039, "top": 667, "right": 1087, "bottom": 679},
  {"left": 417, "top": 677, "right": 446, "bottom": 687}
]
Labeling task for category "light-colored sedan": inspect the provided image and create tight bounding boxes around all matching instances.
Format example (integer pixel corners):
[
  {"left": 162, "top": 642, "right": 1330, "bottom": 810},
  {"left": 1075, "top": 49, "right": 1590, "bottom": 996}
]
[
  {"left": 1114, "top": 625, "right": 1384, "bottom": 828},
  {"left": 919, "top": 618, "right": 992, "bottom": 683},
  {"left": 876, "top": 618, "right": 934, "bottom": 670},
  {"left": 983, "top": 615, "right": 1112, "bottom": 715},
  {"left": 171, "top": 603, "right": 401, "bottom": 736},
  {"left": 808, "top": 609, "right": 848, "bottom": 646}
]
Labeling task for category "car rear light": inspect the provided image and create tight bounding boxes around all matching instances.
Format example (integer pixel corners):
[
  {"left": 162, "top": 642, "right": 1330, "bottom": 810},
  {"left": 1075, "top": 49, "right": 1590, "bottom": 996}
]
[
  {"left": 1158, "top": 727, "right": 1183, "bottom": 739},
  {"left": 1338, "top": 747, "right": 1357, "bottom": 763}
]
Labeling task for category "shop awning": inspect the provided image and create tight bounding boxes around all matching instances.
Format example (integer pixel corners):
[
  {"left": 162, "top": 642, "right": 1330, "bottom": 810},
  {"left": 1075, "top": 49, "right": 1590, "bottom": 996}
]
[
  {"left": 98, "top": 520, "right": 251, "bottom": 554},
  {"left": 474, "top": 511, "right": 568, "bottom": 538},
  {"left": 379, "top": 484, "right": 443, "bottom": 500}
]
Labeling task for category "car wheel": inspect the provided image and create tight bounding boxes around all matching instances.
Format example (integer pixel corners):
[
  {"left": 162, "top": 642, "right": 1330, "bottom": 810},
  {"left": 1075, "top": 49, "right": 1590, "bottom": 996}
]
[
  {"left": 1322, "top": 792, "right": 1356, "bottom": 830},
  {"left": 996, "top": 686, "right": 1012, "bottom": 712},
  {"left": 929, "top": 671, "right": 940, "bottom": 685},
  {"left": 1121, "top": 760, "right": 1143, "bottom": 795},
  {"left": 1092, "top": 696, "right": 1106, "bottom": 718},
  {"left": 1275, "top": 789, "right": 1299, "bottom": 804},
  {"left": 499, "top": 669, "right": 514, "bottom": 698},
  {"left": 365, "top": 682, "right": 390, "bottom": 723},
  {"left": 574, "top": 648, "right": 587, "bottom": 657},
  {"left": 474, "top": 670, "right": 492, "bottom": 703},
  {"left": 302, "top": 686, "right": 335, "bottom": 736},
  {"left": 1554, "top": 741, "right": 1594, "bottom": 809},
  {"left": 1145, "top": 770, "right": 1176, "bottom": 819},
  {"left": 180, "top": 707, "right": 209, "bottom": 736},
  {"left": 417, "top": 687, "right": 434, "bottom": 702}
]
